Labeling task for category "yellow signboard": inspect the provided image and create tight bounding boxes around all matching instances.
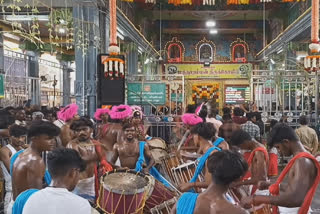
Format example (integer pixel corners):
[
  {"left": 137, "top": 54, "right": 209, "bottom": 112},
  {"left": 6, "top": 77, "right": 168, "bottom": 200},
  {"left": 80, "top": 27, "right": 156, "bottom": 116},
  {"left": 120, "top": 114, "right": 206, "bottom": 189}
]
[{"left": 165, "top": 63, "right": 252, "bottom": 79}]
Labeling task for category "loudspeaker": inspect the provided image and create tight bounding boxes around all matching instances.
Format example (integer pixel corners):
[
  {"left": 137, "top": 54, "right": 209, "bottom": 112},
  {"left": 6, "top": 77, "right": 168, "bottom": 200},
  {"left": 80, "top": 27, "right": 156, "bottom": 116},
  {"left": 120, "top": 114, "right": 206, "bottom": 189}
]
[{"left": 97, "top": 54, "right": 125, "bottom": 107}]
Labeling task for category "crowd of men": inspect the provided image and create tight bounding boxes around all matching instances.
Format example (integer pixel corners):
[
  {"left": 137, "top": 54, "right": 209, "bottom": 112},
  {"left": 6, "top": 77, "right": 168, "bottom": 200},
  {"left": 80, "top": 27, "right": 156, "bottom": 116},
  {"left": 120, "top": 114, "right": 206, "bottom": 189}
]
[{"left": 0, "top": 102, "right": 319, "bottom": 214}]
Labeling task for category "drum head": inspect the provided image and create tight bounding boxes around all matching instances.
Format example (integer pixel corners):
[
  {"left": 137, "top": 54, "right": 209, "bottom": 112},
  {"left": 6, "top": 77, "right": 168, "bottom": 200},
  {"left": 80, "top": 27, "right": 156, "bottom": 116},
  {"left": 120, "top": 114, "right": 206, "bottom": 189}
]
[
  {"left": 103, "top": 170, "right": 148, "bottom": 195},
  {"left": 147, "top": 138, "right": 167, "bottom": 150},
  {"left": 145, "top": 175, "right": 156, "bottom": 199}
]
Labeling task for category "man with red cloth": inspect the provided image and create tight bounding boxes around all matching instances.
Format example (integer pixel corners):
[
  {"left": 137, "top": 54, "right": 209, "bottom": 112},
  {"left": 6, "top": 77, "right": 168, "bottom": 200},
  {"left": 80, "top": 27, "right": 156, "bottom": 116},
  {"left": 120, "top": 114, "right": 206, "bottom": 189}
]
[{"left": 241, "top": 123, "right": 320, "bottom": 214}]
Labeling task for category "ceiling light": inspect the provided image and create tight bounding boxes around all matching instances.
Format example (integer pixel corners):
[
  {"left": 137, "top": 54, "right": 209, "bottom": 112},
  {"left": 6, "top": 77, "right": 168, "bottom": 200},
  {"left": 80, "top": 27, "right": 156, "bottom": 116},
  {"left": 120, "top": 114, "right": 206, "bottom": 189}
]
[
  {"left": 270, "top": 59, "right": 275, "bottom": 64},
  {"left": 5, "top": 15, "right": 49, "bottom": 21},
  {"left": 209, "top": 29, "right": 218, "bottom": 34},
  {"left": 117, "top": 32, "right": 124, "bottom": 40},
  {"left": 144, "top": 58, "right": 150, "bottom": 64},
  {"left": 58, "top": 28, "right": 66, "bottom": 34},
  {"left": 277, "top": 49, "right": 283, "bottom": 54},
  {"left": 206, "top": 20, "right": 216, "bottom": 27}
]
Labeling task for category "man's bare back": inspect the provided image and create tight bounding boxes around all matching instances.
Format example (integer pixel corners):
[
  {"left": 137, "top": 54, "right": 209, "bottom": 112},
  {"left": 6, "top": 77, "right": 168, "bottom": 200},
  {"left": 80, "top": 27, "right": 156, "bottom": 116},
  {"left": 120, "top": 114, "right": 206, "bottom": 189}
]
[
  {"left": 12, "top": 149, "right": 45, "bottom": 200},
  {"left": 194, "top": 193, "right": 248, "bottom": 214}
]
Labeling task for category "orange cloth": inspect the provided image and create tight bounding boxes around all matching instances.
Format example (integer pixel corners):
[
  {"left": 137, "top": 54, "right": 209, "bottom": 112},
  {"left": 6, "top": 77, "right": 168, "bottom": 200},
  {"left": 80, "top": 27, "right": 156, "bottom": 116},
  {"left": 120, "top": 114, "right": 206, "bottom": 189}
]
[
  {"left": 93, "top": 140, "right": 113, "bottom": 199},
  {"left": 269, "top": 152, "right": 320, "bottom": 214},
  {"left": 268, "top": 153, "right": 278, "bottom": 177},
  {"left": 243, "top": 147, "right": 268, "bottom": 181}
]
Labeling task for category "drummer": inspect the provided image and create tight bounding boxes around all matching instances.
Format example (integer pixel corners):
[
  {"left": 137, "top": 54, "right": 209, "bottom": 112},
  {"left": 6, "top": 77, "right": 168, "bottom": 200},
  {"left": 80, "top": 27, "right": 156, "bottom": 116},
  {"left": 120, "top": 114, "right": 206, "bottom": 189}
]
[
  {"left": 130, "top": 106, "right": 149, "bottom": 141},
  {"left": 94, "top": 108, "right": 110, "bottom": 139},
  {"left": 177, "top": 113, "right": 203, "bottom": 152},
  {"left": 67, "top": 117, "right": 113, "bottom": 202},
  {"left": 230, "top": 130, "right": 268, "bottom": 188},
  {"left": 110, "top": 122, "right": 171, "bottom": 187},
  {"left": 56, "top": 104, "right": 80, "bottom": 147},
  {"left": 99, "top": 105, "right": 132, "bottom": 162},
  {"left": 178, "top": 122, "right": 225, "bottom": 192},
  {"left": 171, "top": 150, "right": 248, "bottom": 214},
  {"left": 110, "top": 122, "right": 154, "bottom": 174}
]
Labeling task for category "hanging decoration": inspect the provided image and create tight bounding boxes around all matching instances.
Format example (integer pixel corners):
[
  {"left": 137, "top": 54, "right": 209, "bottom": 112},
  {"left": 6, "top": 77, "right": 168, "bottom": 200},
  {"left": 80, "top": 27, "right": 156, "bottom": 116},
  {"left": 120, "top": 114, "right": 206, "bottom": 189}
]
[
  {"left": 230, "top": 38, "right": 249, "bottom": 63},
  {"left": 195, "top": 37, "right": 216, "bottom": 62},
  {"left": 202, "top": 0, "right": 215, "bottom": 5},
  {"left": 104, "top": 0, "right": 125, "bottom": 79},
  {"left": 304, "top": 0, "right": 320, "bottom": 72},
  {"left": 168, "top": 0, "right": 192, "bottom": 6},
  {"left": 165, "top": 37, "right": 185, "bottom": 62}
]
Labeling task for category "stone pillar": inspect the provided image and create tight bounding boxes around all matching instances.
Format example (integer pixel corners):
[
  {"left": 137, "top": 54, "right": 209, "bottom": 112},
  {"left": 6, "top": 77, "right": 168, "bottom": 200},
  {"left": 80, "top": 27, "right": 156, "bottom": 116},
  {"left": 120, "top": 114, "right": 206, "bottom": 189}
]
[
  {"left": 128, "top": 43, "right": 138, "bottom": 75},
  {"left": 26, "top": 51, "right": 40, "bottom": 106},
  {"left": 73, "top": 1, "right": 105, "bottom": 117},
  {"left": 0, "top": 32, "right": 4, "bottom": 74},
  {"left": 61, "top": 61, "right": 72, "bottom": 106}
]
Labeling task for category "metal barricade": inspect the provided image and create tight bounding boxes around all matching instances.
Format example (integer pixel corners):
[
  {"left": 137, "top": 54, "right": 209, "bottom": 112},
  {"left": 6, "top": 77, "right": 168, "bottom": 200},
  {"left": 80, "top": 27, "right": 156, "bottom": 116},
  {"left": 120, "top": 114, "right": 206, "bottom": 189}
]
[{"left": 251, "top": 69, "right": 316, "bottom": 127}]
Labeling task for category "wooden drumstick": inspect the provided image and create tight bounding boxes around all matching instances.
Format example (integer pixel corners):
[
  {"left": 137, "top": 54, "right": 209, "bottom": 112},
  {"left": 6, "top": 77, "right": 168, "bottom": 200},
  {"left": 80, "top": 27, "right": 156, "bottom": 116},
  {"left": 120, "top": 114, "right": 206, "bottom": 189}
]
[{"left": 177, "top": 130, "right": 190, "bottom": 151}]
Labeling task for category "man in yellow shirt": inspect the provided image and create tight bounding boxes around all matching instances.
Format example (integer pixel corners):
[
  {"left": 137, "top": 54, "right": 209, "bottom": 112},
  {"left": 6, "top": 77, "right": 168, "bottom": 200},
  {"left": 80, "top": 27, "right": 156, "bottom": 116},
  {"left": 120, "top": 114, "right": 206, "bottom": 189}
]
[{"left": 295, "top": 116, "right": 318, "bottom": 155}]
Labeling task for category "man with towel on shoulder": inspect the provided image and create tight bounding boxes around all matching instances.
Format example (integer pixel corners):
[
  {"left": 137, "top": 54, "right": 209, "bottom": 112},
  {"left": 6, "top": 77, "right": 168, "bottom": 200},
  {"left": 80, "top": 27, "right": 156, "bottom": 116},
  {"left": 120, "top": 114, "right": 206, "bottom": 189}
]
[
  {"left": 9, "top": 121, "right": 60, "bottom": 214},
  {"left": 171, "top": 150, "right": 248, "bottom": 214},
  {"left": 241, "top": 123, "right": 320, "bottom": 214}
]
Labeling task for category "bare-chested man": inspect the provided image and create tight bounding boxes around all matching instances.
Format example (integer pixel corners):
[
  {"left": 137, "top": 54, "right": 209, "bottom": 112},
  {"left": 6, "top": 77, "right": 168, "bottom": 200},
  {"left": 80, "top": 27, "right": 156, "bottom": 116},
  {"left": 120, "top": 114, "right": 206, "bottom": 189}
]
[
  {"left": 99, "top": 105, "right": 132, "bottom": 162},
  {"left": 0, "top": 125, "right": 27, "bottom": 213},
  {"left": 9, "top": 121, "right": 60, "bottom": 214},
  {"left": 94, "top": 108, "right": 110, "bottom": 139},
  {"left": 56, "top": 104, "right": 79, "bottom": 146},
  {"left": 241, "top": 123, "right": 320, "bottom": 214},
  {"left": 171, "top": 150, "right": 249, "bottom": 214},
  {"left": 178, "top": 123, "right": 225, "bottom": 192},
  {"left": 110, "top": 122, "right": 154, "bottom": 174},
  {"left": 229, "top": 130, "right": 269, "bottom": 212},
  {"left": 67, "top": 117, "right": 112, "bottom": 202},
  {"left": 230, "top": 130, "right": 268, "bottom": 189}
]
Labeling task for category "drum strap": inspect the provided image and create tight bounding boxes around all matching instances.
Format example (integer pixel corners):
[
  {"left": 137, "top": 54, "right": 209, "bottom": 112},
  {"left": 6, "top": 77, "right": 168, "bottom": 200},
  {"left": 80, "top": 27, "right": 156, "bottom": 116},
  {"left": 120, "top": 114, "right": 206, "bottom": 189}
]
[
  {"left": 212, "top": 137, "right": 225, "bottom": 147},
  {"left": 10, "top": 150, "right": 52, "bottom": 186},
  {"left": 243, "top": 147, "right": 269, "bottom": 181},
  {"left": 176, "top": 192, "right": 198, "bottom": 214},
  {"left": 269, "top": 152, "right": 320, "bottom": 214},
  {"left": 12, "top": 189, "right": 39, "bottom": 214},
  {"left": 135, "top": 141, "right": 171, "bottom": 188},
  {"left": 188, "top": 146, "right": 221, "bottom": 192}
]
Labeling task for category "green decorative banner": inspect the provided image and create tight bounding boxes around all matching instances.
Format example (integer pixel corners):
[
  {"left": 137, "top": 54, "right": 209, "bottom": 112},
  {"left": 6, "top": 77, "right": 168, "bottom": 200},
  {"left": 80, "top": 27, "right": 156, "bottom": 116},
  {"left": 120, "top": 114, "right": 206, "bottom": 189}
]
[
  {"left": 127, "top": 83, "right": 166, "bottom": 105},
  {"left": 171, "top": 93, "right": 183, "bottom": 102},
  {"left": 0, "top": 74, "right": 4, "bottom": 98}
]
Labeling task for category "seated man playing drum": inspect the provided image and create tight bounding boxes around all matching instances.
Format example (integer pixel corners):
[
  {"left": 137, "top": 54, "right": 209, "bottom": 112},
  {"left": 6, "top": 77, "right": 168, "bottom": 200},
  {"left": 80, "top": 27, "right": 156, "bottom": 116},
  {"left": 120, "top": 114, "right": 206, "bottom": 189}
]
[
  {"left": 110, "top": 122, "right": 171, "bottom": 187},
  {"left": 178, "top": 123, "right": 225, "bottom": 192},
  {"left": 110, "top": 122, "right": 155, "bottom": 173},
  {"left": 171, "top": 150, "right": 249, "bottom": 214}
]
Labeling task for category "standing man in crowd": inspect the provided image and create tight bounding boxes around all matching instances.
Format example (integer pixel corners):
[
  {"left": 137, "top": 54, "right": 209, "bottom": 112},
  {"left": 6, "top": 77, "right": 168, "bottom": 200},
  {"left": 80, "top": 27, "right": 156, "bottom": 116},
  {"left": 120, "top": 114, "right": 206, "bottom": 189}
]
[
  {"left": 14, "top": 108, "right": 26, "bottom": 127},
  {"left": 0, "top": 125, "right": 27, "bottom": 213},
  {"left": 295, "top": 115, "right": 318, "bottom": 155},
  {"left": 241, "top": 112, "right": 260, "bottom": 142},
  {"left": 241, "top": 124, "right": 320, "bottom": 213},
  {"left": 67, "top": 117, "right": 112, "bottom": 202},
  {"left": 9, "top": 121, "right": 60, "bottom": 214},
  {"left": 22, "top": 148, "right": 91, "bottom": 214}
]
